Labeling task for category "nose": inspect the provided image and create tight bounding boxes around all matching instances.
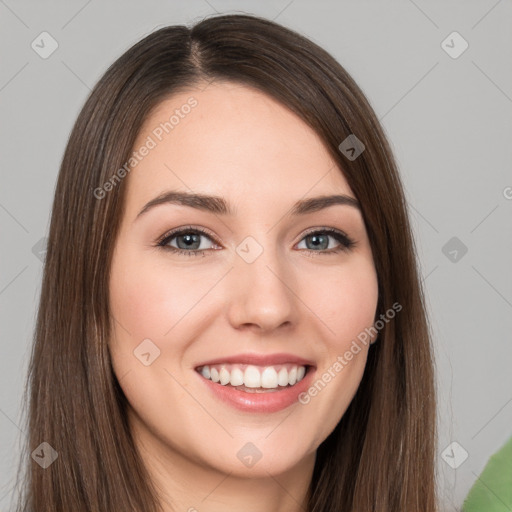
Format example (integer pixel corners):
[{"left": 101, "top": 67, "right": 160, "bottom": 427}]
[{"left": 226, "top": 243, "right": 299, "bottom": 333}]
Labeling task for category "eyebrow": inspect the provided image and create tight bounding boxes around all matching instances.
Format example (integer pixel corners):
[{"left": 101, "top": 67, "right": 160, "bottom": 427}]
[{"left": 135, "top": 190, "right": 360, "bottom": 221}]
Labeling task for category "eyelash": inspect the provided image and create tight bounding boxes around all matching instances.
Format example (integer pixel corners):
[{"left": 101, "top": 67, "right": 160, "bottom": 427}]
[{"left": 155, "top": 225, "right": 356, "bottom": 257}]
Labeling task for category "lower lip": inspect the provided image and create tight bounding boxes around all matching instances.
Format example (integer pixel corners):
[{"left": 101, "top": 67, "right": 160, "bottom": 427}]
[{"left": 195, "top": 367, "right": 316, "bottom": 413}]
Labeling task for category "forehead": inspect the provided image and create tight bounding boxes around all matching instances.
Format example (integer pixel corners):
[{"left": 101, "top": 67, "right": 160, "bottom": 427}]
[{"left": 125, "top": 82, "right": 353, "bottom": 211}]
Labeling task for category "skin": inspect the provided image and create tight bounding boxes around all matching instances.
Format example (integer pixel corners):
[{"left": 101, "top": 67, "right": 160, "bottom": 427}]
[{"left": 108, "top": 81, "right": 379, "bottom": 512}]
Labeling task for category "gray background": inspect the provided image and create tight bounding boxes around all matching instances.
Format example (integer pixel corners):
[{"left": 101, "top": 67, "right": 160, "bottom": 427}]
[{"left": 1, "top": 1, "right": 511, "bottom": 510}]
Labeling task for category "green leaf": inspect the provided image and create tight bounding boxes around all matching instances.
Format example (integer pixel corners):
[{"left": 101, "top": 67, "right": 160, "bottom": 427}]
[{"left": 463, "top": 435, "right": 512, "bottom": 512}]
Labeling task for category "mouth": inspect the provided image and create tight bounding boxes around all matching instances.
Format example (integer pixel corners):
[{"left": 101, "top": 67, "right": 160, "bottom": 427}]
[
  {"left": 194, "top": 362, "right": 316, "bottom": 413},
  {"left": 196, "top": 363, "right": 312, "bottom": 393},
  {"left": 195, "top": 363, "right": 313, "bottom": 391}
]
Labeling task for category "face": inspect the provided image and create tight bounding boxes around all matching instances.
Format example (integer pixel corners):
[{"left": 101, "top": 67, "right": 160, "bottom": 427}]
[{"left": 108, "top": 81, "right": 379, "bottom": 482}]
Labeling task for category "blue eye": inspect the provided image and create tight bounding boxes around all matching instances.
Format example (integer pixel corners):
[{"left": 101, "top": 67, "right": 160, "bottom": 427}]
[
  {"left": 297, "top": 229, "right": 356, "bottom": 254},
  {"left": 156, "top": 226, "right": 356, "bottom": 256},
  {"left": 156, "top": 226, "right": 218, "bottom": 257}
]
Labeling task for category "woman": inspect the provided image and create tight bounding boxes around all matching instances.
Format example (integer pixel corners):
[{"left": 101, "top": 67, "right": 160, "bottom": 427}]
[{"left": 14, "top": 13, "right": 437, "bottom": 512}]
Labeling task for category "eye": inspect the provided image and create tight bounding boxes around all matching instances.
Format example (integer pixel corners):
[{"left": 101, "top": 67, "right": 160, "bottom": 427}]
[
  {"left": 155, "top": 226, "right": 356, "bottom": 257},
  {"left": 156, "top": 226, "right": 220, "bottom": 257},
  {"left": 296, "top": 228, "right": 356, "bottom": 255}
]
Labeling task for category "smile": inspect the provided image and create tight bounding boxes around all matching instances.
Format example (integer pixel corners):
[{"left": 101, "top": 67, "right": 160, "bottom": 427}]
[
  {"left": 196, "top": 363, "right": 308, "bottom": 390},
  {"left": 194, "top": 363, "right": 316, "bottom": 413}
]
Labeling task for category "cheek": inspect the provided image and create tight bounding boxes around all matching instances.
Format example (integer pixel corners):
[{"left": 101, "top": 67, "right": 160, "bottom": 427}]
[
  {"left": 109, "top": 250, "right": 209, "bottom": 340},
  {"left": 296, "top": 260, "right": 378, "bottom": 447},
  {"left": 107, "top": 250, "right": 203, "bottom": 413},
  {"left": 304, "top": 258, "right": 378, "bottom": 347}
]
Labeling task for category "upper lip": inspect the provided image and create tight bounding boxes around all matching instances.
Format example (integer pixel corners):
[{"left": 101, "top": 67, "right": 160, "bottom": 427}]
[{"left": 195, "top": 352, "right": 316, "bottom": 368}]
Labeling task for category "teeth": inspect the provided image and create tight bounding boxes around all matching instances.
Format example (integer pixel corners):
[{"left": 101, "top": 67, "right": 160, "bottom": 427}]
[
  {"left": 219, "top": 367, "right": 231, "bottom": 385},
  {"left": 244, "top": 366, "right": 261, "bottom": 388},
  {"left": 197, "top": 363, "right": 308, "bottom": 389},
  {"left": 210, "top": 367, "right": 220, "bottom": 383},
  {"left": 277, "top": 367, "right": 289, "bottom": 386},
  {"left": 288, "top": 366, "right": 297, "bottom": 385},
  {"left": 230, "top": 367, "right": 244, "bottom": 386},
  {"left": 260, "top": 367, "right": 278, "bottom": 388}
]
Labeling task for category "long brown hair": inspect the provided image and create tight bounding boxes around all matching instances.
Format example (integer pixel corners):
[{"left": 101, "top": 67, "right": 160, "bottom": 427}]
[{"left": 13, "top": 13, "right": 437, "bottom": 511}]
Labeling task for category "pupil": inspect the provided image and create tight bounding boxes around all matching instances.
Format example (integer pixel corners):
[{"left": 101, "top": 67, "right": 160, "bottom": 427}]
[
  {"left": 308, "top": 234, "right": 328, "bottom": 250},
  {"left": 178, "top": 233, "right": 200, "bottom": 250}
]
